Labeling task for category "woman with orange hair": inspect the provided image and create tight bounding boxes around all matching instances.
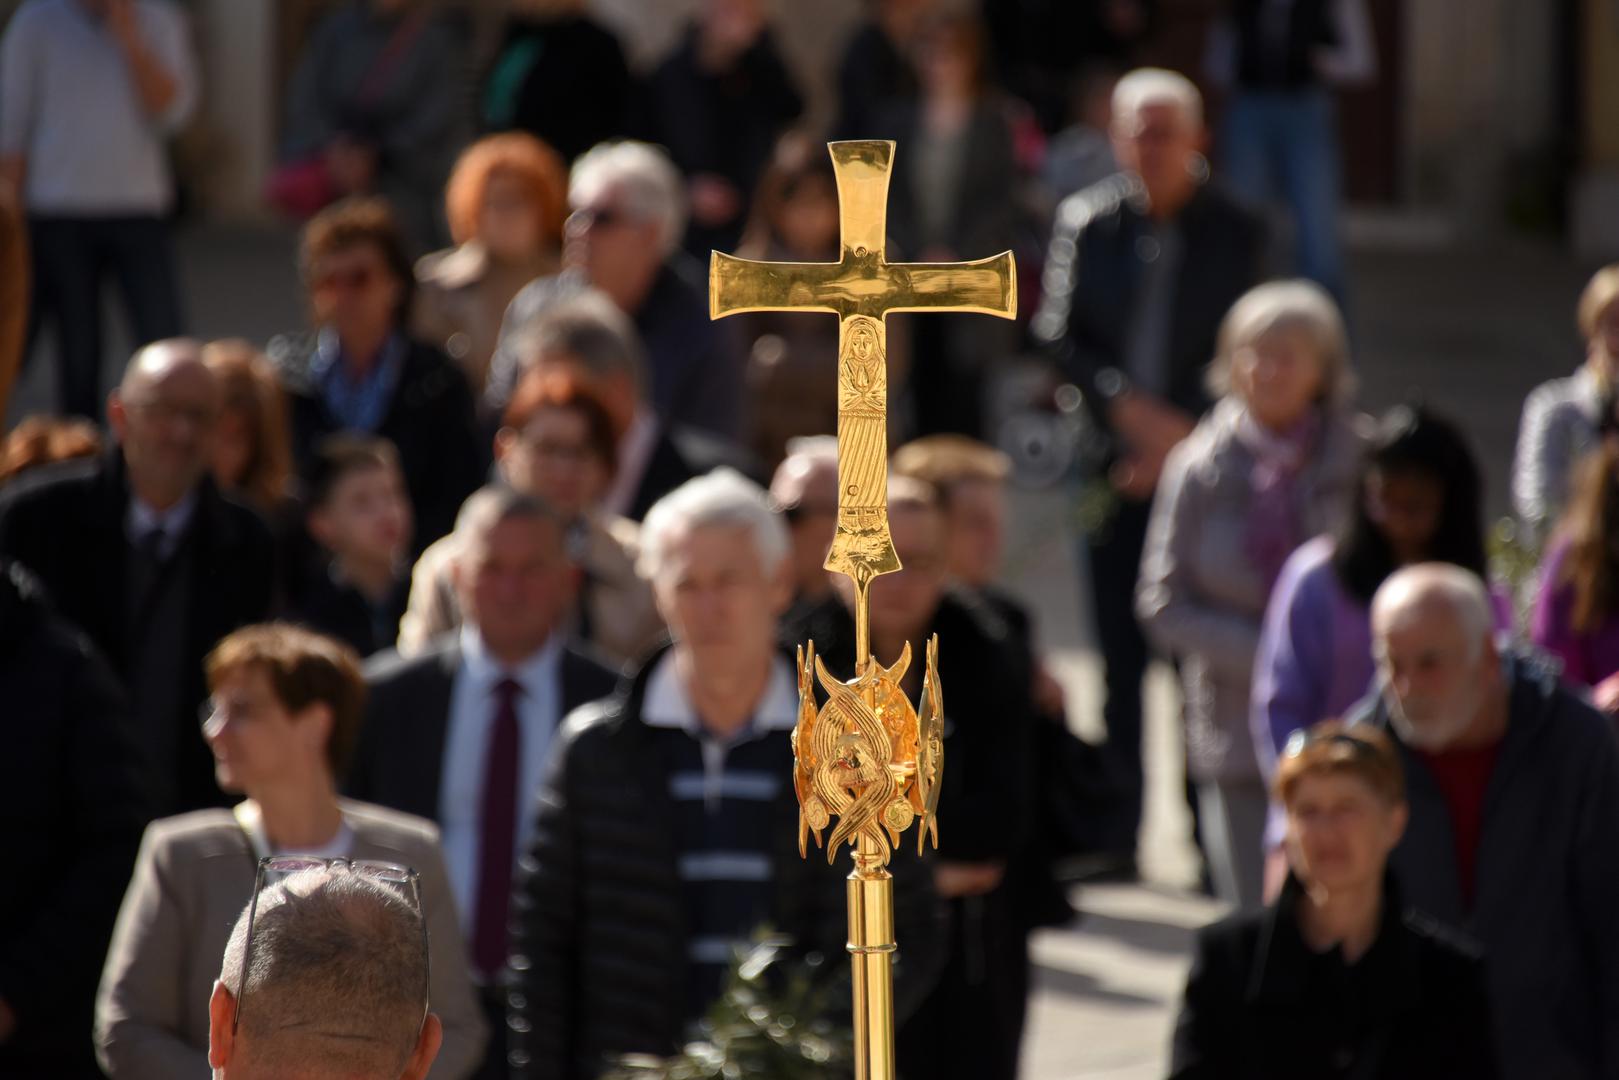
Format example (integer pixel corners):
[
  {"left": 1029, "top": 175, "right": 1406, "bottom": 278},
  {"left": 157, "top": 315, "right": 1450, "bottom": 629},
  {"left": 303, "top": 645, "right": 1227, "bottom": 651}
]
[{"left": 413, "top": 132, "right": 568, "bottom": 404}]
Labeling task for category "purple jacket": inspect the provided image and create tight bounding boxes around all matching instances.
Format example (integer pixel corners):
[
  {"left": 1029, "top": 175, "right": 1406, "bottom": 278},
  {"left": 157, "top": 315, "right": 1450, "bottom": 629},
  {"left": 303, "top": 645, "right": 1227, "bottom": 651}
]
[
  {"left": 1250, "top": 536, "right": 1374, "bottom": 777},
  {"left": 1254, "top": 538, "right": 1522, "bottom": 781},
  {"left": 1530, "top": 535, "right": 1619, "bottom": 688}
]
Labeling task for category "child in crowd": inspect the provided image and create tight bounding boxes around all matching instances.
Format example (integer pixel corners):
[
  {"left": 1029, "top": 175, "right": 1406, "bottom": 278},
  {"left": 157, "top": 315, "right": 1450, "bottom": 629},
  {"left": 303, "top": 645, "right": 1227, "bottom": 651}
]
[{"left": 292, "top": 435, "right": 414, "bottom": 656}]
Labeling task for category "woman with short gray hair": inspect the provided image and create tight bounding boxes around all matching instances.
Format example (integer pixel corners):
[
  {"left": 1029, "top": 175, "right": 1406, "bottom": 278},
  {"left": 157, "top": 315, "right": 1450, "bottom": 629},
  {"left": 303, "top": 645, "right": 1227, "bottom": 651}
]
[{"left": 1137, "top": 279, "right": 1366, "bottom": 909}]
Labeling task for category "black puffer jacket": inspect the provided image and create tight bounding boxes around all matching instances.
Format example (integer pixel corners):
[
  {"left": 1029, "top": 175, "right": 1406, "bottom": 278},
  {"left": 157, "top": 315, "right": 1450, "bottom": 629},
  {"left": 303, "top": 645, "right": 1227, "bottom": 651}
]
[
  {"left": 507, "top": 647, "right": 944, "bottom": 1080},
  {"left": 0, "top": 562, "right": 148, "bottom": 1079}
]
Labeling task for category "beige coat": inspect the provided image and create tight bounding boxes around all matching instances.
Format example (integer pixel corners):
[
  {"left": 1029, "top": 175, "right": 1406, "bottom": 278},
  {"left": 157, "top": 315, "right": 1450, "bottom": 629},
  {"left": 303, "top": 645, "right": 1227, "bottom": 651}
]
[
  {"left": 413, "top": 242, "right": 556, "bottom": 402},
  {"left": 397, "top": 512, "right": 664, "bottom": 668},
  {"left": 94, "top": 801, "right": 488, "bottom": 1079}
]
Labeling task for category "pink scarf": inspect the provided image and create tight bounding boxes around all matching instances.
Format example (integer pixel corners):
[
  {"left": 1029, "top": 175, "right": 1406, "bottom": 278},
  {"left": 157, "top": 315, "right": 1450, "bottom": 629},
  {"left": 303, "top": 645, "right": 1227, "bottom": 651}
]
[{"left": 1238, "top": 407, "right": 1320, "bottom": 593}]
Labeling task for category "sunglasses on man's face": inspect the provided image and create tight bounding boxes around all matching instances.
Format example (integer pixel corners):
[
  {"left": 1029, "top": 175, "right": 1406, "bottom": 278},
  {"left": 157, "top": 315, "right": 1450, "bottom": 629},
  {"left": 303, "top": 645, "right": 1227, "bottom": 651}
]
[
  {"left": 568, "top": 206, "right": 632, "bottom": 233},
  {"left": 311, "top": 267, "right": 383, "bottom": 294},
  {"left": 233, "top": 857, "right": 428, "bottom": 1037}
]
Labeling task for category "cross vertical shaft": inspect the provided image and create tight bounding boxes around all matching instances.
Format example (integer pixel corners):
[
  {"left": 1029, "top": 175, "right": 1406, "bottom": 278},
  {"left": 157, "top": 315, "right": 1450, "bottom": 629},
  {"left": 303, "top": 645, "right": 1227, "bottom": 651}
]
[{"left": 709, "top": 139, "right": 1016, "bottom": 1080}]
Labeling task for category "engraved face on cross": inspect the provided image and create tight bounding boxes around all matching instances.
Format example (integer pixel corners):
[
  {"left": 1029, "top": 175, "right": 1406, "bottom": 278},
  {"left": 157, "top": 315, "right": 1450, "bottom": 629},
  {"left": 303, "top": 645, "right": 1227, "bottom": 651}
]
[{"left": 709, "top": 140, "right": 1016, "bottom": 604}]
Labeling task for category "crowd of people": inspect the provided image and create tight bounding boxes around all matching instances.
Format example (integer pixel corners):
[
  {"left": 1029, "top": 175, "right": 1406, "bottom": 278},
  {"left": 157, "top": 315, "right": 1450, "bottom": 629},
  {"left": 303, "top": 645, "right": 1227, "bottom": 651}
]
[{"left": 4, "top": 1, "right": 1619, "bottom": 1079}]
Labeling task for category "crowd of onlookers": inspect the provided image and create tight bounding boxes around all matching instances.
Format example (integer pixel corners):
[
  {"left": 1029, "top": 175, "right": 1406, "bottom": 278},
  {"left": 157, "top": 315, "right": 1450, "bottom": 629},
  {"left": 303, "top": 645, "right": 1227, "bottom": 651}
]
[{"left": 8, "top": 1, "right": 1619, "bottom": 1079}]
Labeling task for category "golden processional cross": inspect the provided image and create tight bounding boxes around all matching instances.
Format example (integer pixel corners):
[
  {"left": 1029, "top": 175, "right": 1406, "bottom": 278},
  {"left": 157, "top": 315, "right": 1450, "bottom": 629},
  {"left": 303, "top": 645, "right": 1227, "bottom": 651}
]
[{"left": 710, "top": 140, "right": 1016, "bottom": 1080}]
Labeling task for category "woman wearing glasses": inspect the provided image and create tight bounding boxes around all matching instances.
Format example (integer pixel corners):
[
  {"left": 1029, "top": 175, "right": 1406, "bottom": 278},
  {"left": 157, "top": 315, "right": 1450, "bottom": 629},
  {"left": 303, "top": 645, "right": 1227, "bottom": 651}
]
[
  {"left": 94, "top": 623, "right": 487, "bottom": 1079},
  {"left": 272, "top": 197, "right": 484, "bottom": 557},
  {"left": 1169, "top": 722, "right": 1498, "bottom": 1079}
]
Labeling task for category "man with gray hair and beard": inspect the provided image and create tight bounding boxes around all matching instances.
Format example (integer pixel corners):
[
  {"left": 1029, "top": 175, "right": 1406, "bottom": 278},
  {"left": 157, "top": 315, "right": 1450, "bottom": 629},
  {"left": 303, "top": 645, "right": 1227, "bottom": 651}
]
[
  {"left": 207, "top": 865, "right": 441, "bottom": 1079},
  {"left": 1350, "top": 563, "right": 1619, "bottom": 1078}
]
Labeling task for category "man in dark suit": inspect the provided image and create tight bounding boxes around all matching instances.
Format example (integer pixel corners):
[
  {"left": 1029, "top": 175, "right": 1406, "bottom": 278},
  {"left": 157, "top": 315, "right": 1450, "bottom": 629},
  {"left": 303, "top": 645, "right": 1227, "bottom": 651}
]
[
  {"left": 1032, "top": 67, "right": 1265, "bottom": 867},
  {"left": 0, "top": 560, "right": 148, "bottom": 1080},
  {"left": 350, "top": 486, "right": 617, "bottom": 1079},
  {"left": 0, "top": 339, "right": 275, "bottom": 816}
]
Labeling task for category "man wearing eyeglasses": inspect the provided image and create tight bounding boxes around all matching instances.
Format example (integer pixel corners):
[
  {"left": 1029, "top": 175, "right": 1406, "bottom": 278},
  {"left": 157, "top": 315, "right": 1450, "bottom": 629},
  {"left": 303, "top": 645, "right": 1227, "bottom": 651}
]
[
  {"left": 0, "top": 338, "right": 275, "bottom": 816},
  {"left": 207, "top": 864, "right": 443, "bottom": 1080},
  {"left": 489, "top": 140, "right": 747, "bottom": 445}
]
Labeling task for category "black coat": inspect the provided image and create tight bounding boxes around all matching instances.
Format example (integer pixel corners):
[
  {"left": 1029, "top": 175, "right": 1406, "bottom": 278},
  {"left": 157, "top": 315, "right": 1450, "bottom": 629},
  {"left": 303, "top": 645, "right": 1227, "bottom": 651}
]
[
  {"left": 0, "top": 562, "right": 149, "bottom": 1080},
  {"left": 624, "top": 420, "right": 764, "bottom": 524},
  {"left": 346, "top": 635, "right": 619, "bottom": 823},
  {"left": 1349, "top": 652, "right": 1619, "bottom": 1079},
  {"left": 1032, "top": 175, "right": 1265, "bottom": 462},
  {"left": 0, "top": 449, "right": 275, "bottom": 813},
  {"left": 1171, "top": 875, "right": 1498, "bottom": 1079},
  {"left": 276, "top": 334, "right": 485, "bottom": 555},
  {"left": 787, "top": 592, "right": 1037, "bottom": 1079},
  {"left": 286, "top": 566, "right": 410, "bottom": 659},
  {"left": 785, "top": 589, "right": 1038, "bottom": 863},
  {"left": 480, "top": 15, "right": 632, "bottom": 162},
  {"left": 640, "top": 24, "right": 804, "bottom": 256},
  {"left": 507, "top": 646, "right": 945, "bottom": 1080}
]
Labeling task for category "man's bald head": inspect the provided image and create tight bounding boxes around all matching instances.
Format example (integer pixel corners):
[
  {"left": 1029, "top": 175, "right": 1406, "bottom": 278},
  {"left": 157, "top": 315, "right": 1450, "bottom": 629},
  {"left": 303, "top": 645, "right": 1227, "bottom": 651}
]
[
  {"left": 1372, "top": 563, "right": 1494, "bottom": 660},
  {"left": 210, "top": 867, "right": 439, "bottom": 1080},
  {"left": 108, "top": 339, "right": 221, "bottom": 509},
  {"left": 118, "top": 337, "right": 212, "bottom": 399},
  {"left": 1371, "top": 564, "right": 1501, "bottom": 750}
]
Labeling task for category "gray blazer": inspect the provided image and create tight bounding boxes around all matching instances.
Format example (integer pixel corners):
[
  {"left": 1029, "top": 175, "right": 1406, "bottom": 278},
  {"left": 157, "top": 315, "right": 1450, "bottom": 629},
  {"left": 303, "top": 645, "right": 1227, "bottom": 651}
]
[
  {"left": 1137, "top": 399, "right": 1366, "bottom": 782},
  {"left": 94, "top": 800, "right": 488, "bottom": 1079},
  {"left": 1512, "top": 363, "right": 1606, "bottom": 543}
]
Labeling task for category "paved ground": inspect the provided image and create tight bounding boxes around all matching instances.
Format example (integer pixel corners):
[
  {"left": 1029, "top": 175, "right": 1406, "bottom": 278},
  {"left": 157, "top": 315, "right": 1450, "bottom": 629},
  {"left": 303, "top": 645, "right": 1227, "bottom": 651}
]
[{"left": 6, "top": 223, "right": 1593, "bottom": 1078}]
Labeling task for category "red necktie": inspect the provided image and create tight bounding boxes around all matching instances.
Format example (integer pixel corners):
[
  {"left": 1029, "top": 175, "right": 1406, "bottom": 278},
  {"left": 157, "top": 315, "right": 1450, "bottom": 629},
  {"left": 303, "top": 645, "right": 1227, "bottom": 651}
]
[{"left": 473, "top": 676, "right": 522, "bottom": 979}]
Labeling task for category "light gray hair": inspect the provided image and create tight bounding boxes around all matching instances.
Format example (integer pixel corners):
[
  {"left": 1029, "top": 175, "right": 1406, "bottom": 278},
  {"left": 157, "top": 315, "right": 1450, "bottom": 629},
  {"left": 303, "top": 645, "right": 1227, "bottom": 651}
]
[
  {"left": 1111, "top": 67, "right": 1204, "bottom": 130},
  {"left": 503, "top": 288, "right": 648, "bottom": 395},
  {"left": 218, "top": 868, "right": 426, "bottom": 1078},
  {"left": 570, "top": 140, "right": 688, "bottom": 256},
  {"left": 1207, "top": 279, "right": 1356, "bottom": 404},
  {"left": 1371, "top": 563, "right": 1495, "bottom": 662},
  {"left": 454, "top": 485, "right": 571, "bottom": 559},
  {"left": 639, "top": 468, "right": 790, "bottom": 581}
]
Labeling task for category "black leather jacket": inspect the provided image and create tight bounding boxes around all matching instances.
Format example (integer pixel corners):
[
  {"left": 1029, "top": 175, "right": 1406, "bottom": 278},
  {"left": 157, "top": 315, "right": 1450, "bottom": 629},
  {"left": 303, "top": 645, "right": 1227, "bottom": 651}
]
[{"left": 1031, "top": 173, "right": 1265, "bottom": 462}]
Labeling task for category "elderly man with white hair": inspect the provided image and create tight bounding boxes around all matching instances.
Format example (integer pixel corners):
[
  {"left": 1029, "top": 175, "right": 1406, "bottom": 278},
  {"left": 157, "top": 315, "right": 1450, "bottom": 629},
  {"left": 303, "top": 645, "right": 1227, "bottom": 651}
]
[
  {"left": 1350, "top": 562, "right": 1619, "bottom": 1078},
  {"left": 490, "top": 139, "right": 744, "bottom": 441},
  {"left": 508, "top": 469, "right": 941, "bottom": 1080},
  {"left": 1032, "top": 67, "right": 1266, "bottom": 870}
]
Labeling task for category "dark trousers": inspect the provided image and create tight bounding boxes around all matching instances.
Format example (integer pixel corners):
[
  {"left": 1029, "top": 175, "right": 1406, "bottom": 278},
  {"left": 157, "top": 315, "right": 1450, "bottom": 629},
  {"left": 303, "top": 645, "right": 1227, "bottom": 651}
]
[
  {"left": 473, "top": 984, "right": 509, "bottom": 1079},
  {"left": 897, "top": 887, "right": 1029, "bottom": 1080},
  {"left": 1086, "top": 493, "right": 1153, "bottom": 855},
  {"left": 26, "top": 215, "right": 184, "bottom": 420}
]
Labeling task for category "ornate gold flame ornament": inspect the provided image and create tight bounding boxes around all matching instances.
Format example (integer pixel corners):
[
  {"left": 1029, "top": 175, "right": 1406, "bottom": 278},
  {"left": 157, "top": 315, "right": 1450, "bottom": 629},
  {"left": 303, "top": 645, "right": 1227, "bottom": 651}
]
[{"left": 709, "top": 140, "right": 1016, "bottom": 1080}]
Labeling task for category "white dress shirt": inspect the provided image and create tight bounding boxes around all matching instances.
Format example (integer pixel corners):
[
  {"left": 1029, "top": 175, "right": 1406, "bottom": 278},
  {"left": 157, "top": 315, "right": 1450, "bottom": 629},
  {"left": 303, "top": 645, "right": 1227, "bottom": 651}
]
[
  {"left": 125, "top": 487, "right": 197, "bottom": 559},
  {"left": 602, "top": 412, "right": 660, "bottom": 519},
  {"left": 438, "top": 625, "right": 564, "bottom": 939}
]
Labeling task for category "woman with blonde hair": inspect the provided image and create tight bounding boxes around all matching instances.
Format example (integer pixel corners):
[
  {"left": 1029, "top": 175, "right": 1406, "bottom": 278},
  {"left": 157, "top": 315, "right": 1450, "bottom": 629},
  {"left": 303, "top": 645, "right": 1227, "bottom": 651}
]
[
  {"left": 414, "top": 133, "right": 568, "bottom": 402},
  {"left": 1138, "top": 279, "right": 1366, "bottom": 909},
  {"left": 1513, "top": 263, "right": 1619, "bottom": 542},
  {"left": 202, "top": 339, "right": 296, "bottom": 518}
]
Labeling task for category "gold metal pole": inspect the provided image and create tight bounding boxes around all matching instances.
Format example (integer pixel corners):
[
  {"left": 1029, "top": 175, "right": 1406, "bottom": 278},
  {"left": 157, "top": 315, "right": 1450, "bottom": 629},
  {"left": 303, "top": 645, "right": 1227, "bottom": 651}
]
[
  {"left": 708, "top": 139, "right": 1015, "bottom": 1080},
  {"left": 848, "top": 836, "right": 897, "bottom": 1080}
]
